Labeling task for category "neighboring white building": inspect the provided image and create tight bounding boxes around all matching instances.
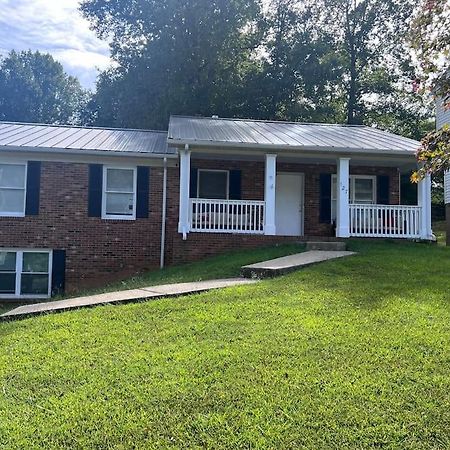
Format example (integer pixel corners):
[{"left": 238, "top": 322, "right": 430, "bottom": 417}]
[{"left": 437, "top": 98, "right": 450, "bottom": 204}]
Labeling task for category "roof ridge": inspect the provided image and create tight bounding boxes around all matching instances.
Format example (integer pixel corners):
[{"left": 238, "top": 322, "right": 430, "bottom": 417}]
[
  {"left": 169, "top": 115, "right": 368, "bottom": 128},
  {"left": 0, "top": 121, "right": 168, "bottom": 135}
]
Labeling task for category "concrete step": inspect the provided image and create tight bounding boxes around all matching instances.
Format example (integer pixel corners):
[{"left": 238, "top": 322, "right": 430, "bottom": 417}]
[
  {"left": 305, "top": 241, "right": 347, "bottom": 251},
  {"left": 241, "top": 250, "right": 355, "bottom": 279}
]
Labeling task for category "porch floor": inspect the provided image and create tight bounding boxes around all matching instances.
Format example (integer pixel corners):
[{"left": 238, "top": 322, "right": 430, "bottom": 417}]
[{"left": 241, "top": 250, "right": 356, "bottom": 278}]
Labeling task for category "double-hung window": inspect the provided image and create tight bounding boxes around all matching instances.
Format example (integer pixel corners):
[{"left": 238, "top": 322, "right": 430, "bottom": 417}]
[
  {"left": 0, "top": 163, "right": 27, "bottom": 217},
  {"left": 102, "top": 166, "right": 137, "bottom": 220},
  {"left": 197, "top": 170, "right": 229, "bottom": 199},
  {"left": 0, "top": 250, "right": 51, "bottom": 298},
  {"left": 331, "top": 175, "right": 376, "bottom": 221}
]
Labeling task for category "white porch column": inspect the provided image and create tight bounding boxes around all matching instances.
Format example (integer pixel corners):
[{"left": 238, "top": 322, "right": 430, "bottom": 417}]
[
  {"left": 336, "top": 157, "right": 350, "bottom": 238},
  {"left": 418, "top": 173, "right": 433, "bottom": 240},
  {"left": 264, "top": 154, "right": 277, "bottom": 235},
  {"left": 178, "top": 145, "right": 191, "bottom": 239}
]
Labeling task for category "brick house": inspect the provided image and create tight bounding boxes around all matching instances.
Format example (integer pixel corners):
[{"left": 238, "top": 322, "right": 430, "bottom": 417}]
[{"left": 0, "top": 116, "right": 431, "bottom": 299}]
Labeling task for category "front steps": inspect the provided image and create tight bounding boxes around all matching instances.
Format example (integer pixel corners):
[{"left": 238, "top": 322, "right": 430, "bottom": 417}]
[
  {"left": 305, "top": 241, "right": 347, "bottom": 251},
  {"left": 241, "top": 250, "right": 355, "bottom": 279}
]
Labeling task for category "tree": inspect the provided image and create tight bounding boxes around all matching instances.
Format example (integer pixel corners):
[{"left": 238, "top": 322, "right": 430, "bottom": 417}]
[
  {"left": 410, "top": 0, "right": 450, "bottom": 181},
  {"left": 241, "top": 0, "right": 345, "bottom": 123},
  {"left": 81, "top": 0, "right": 262, "bottom": 129},
  {"left": 410, "top": 0, "right": 450, "bottom": 106},
  {"left": 314, "top": 0, "right": 417, "bottom": 125},
  {"left": 0, "top": 50, "right": 88, "bottom": 125}
]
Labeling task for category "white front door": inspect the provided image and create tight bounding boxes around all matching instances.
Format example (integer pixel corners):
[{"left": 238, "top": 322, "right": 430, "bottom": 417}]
[{"left": 276, "top": 172, "right": 304, "bottom": 236}]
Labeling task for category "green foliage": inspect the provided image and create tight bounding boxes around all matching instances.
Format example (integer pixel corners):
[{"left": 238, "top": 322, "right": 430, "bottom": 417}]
[
  {"left": 81, "top": 0, "right": 430, "bottom": 137},
  {"left": 410, "top": 0, "right": 450, "bottom": 106},
  {"left": 413, "top": 125, "right": 450, "bottom": 180},
  {"left": 82, "top": 0, "right": 263, "bottom": 129},
  {"left": 0, "top": 51, "right": 88, "bottom": 125},
  {"left": 0, "top": 240, "right": 449, "bottom": 448}
]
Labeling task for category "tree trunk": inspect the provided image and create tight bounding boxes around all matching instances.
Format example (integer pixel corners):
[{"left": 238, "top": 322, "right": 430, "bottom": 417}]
[{"left": 347, "top": 51, "right": 358, "bottom": 125}]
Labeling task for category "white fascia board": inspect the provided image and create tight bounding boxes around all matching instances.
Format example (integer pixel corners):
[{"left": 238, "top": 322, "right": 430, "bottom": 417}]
[
  {"left": 0, "top": 146, "right": 178, "bottom": 167},
  {"left": 168, "top": 138, "right": 417, "bottom": 158}
]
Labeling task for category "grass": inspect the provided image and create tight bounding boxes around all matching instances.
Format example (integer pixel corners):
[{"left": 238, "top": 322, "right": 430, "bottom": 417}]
[
  {"left": 72, "top": 242, "right": 305, "bottom": 295},
  {"left": 0, "top": 243, "right": 303, "bottom": 315},
  {"left": 0, "top": 239, "right": 449, "bottom": 449},
  {"left": 434, "top": 220, "right": 447, "bottom": 246}
]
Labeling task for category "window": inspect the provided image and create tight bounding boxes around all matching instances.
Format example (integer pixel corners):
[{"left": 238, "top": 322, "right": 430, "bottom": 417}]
[
  {"left": 197, "top": 170, "right": 229, "bottom": 199},
  {"left": 0, "top": 250, "right": 51, "bottom": 298},
  {"left": 331, "top": 175, "right": 376, "bottom": 221},
  {"left": 0, "top": 163, "right": 27, "bottom": 217},
  {"left": 102, "top": 167, "right": 137, "bottom": 219}
]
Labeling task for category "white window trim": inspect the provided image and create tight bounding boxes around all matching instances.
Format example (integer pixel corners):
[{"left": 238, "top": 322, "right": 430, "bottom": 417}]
[
  {"left": 0, "top": 161, "right": 27, "bottom": 218},
  {"left": 0, "top": 249, "right": 52, "bottom": 299},
  {"left": 331, "top": 175, "right": 377, "bottom": 221},
  {"left": 101, "top": 165, "right": 137, "bottom": 220},
  {"left": 197, "top": 169, "right": 230, "bottom": 200}
]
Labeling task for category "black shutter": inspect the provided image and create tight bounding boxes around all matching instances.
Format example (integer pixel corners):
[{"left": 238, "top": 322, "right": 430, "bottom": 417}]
[
  {"left": 229, "top": 170, "right": 242, "bottom": 200},
  {"left": 88, "top": 164, "right": 103, "bottom": 217},
  {"left": 190, "top": 168, "right": 198, "bottom": 198},
  {"left": 25, "top": 161, "right": 41, "bottom": 215},
  {"left": 51, "top": 250, "right": 66, "bottom": 296},
  {"left": 136, "top": 166, "right": 150, "bottom": 218},
  {"left": 377, "top": 175, "right": 390, "bottom": 205},
  {"left": 319, "top": 173, "right": 332, "bottom": 223}
]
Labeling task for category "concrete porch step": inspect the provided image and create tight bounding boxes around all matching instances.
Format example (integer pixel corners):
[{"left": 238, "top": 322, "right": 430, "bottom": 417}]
[
  {"left": 241, "top": 250, "right": 355, "bottom": 279},
  {"left": 305, "top": 241, "right": 347, "bottom": 251}
]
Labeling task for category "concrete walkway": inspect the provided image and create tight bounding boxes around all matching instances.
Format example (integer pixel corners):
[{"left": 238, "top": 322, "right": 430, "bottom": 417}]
[
  {"left": 1, "top": 278, "right": 257, "bottom": 320},
  {"left": 241, "top": 250, "right": 355, "bottom": 278}
]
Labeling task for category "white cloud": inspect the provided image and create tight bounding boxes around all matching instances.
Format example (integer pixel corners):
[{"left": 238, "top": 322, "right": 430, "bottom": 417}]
[{"left": 0, "top": 0, "right": 111, "bottom": 89}]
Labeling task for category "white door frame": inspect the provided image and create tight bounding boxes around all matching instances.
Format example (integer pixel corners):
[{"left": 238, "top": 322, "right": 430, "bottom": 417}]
[{"left": 276, "top": 171, "right": 305, "bottom": 237}]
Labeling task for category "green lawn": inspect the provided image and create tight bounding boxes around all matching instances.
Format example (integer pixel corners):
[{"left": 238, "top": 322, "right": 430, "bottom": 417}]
[
  {"left": 0, "top": 240, "right": 449, "bottom": 449},
  {"left": 0, "top": 243, "right": 303, "bottom": 315}
]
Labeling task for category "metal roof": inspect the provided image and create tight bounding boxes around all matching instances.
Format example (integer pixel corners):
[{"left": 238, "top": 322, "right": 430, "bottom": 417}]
[
  {"left": 168, "top": 116, "right": 421, "bottom": 155},
  {"left": 0, "top": 122, "right": 173, "bottom": 156}
]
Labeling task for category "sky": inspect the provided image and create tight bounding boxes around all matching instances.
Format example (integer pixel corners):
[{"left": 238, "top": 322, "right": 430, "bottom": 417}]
[{"left": 0, "top": 0, "right": 111, "bottom": 89}]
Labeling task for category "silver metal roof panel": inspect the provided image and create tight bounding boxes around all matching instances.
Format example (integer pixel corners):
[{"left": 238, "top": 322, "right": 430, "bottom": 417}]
[
  {"left": 168, "top": 116, "right": 421, "bottom": 155},
  {"left": 0, "top": 122, "right": 173, "bottom": 156}
]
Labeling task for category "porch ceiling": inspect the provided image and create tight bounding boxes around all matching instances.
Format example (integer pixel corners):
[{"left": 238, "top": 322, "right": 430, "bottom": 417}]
[{"left": 168, "top": 116, "right": 420, "bottom": 157}]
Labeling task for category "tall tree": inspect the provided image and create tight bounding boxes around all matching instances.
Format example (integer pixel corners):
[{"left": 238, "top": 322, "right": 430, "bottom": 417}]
[
  {"left": 0, "top": 50, "right": 88, "bottom": 125},
  {"left": 410, "top": 0, "right": 450, "bottom": 106},
  {"left": 410, "top": 0, "right": 450, "bottom": 181},
  {"left": 82, "top": 0, "right": 262, "bottom": 129},
  {"left": 316, "top": 0, "right": 417, "bottom": 125}
]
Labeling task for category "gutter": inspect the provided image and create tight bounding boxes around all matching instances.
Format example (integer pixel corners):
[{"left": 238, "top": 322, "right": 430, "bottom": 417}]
[
  {"left": 167, "top": 139, "right": 418, "bottom": 158},
  {"left": 160, "top": 157, "right": 168, "bottom": 269},
  {"left": 0, "top": 145, "right": 178, "bottom": 160}
]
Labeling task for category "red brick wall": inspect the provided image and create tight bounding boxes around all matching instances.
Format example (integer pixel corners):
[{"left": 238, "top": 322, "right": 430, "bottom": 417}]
[
  {"left": 0, "top": 158, "right": 401, "bottom": 293},
  {"left": 0, "top": 161, "right": 175, "bottom": 293}
]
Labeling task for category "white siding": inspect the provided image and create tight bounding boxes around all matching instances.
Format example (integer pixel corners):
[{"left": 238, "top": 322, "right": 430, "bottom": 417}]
[
  {"left": 437, "top": 98, "right": 450, "bottom": 204},
  {"left": 437, "top": 98, "right": 450, "bottom": 129},
  {"left": 445, "top": 172, "right": 450, "bottom": 204}
]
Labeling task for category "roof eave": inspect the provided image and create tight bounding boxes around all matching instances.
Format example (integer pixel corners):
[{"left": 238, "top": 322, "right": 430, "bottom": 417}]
[
  {"left": 167, "top": 138, "right": 417, "bottom": 158},
  {"left": 0, "top": 145, "right": 177, "bottom": 159}
]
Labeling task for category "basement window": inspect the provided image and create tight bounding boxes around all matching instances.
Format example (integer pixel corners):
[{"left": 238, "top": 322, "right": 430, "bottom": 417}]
[{"left": 0, "top": 250, "right": 51, "bottom": 298}]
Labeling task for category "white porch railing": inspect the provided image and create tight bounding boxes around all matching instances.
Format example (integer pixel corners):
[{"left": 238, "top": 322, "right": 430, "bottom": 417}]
[
  {"left": 189, "top": 199, "right": 265, "bottom": 234},
  {"left": 349, "top": 204, "right": 421, "bottom": 238}
]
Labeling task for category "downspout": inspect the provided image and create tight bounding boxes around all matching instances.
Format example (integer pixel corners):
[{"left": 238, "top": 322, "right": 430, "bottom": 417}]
[{"left": 160, "top": 157, "right": 168, "bottom": 269}]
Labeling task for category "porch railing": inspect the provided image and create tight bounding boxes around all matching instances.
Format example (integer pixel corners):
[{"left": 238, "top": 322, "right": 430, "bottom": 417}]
[
  {"left": 349, "top": 204, "right": 421, "bottom": 238},
  {"left": 189, "top": 199, "right": 265, "bottom": 234}
]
